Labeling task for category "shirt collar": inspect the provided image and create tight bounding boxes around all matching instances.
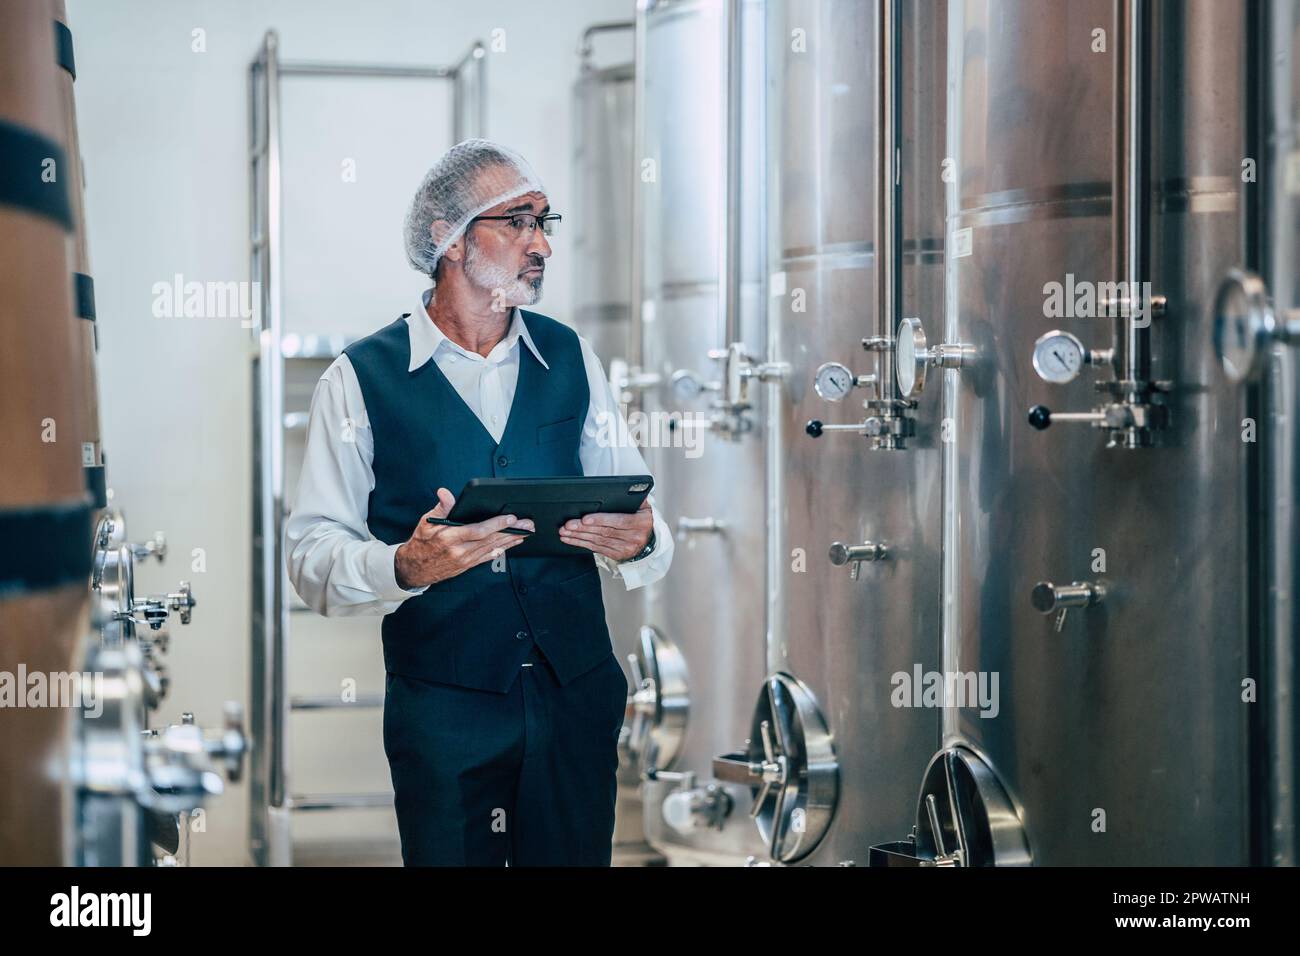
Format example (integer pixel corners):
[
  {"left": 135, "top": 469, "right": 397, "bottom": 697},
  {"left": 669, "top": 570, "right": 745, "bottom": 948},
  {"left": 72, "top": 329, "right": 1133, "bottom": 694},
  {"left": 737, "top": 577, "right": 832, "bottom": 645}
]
[{"left": 406, "top": 287, "right": 549, "bottom": 373}]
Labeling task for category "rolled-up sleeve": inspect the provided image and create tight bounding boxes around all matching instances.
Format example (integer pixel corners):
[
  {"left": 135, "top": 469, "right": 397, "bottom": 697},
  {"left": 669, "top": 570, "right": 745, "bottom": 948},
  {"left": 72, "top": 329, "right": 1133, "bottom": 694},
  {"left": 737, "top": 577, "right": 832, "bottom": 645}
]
[{"left": 284, "top": 355, "right": 429, "bottom": 616}]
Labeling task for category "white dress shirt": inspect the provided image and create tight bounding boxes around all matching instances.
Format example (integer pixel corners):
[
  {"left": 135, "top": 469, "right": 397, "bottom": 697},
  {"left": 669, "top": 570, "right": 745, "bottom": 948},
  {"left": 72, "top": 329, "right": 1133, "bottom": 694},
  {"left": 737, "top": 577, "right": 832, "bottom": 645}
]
[{"left": 285, "top": 288, "right": 674, "bottom": 617}]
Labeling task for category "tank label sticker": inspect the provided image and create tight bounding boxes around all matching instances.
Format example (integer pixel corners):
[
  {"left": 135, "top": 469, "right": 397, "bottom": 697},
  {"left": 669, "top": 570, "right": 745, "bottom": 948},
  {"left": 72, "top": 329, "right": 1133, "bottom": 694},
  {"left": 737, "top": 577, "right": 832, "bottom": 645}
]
[
  {"left": 951, "top": 226, "right": 973, "bottom": 259},
  {"left": 81, "top": 442, "right": 96, "bottom": 467}
]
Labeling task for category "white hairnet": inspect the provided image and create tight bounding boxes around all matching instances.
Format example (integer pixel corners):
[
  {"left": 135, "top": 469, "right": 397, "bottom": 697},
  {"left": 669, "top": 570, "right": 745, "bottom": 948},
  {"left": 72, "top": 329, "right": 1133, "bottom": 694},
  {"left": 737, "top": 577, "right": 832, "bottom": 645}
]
[{"left": 403, "top": 138, "right": 546, "bottom": 278}]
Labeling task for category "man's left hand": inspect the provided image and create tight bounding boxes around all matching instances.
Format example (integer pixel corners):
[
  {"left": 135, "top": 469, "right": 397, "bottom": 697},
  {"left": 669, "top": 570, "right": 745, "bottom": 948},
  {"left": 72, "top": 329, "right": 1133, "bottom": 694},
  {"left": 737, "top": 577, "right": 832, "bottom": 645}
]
[{"left": 558, "top": 497, "right": 653, "bottom": 561}]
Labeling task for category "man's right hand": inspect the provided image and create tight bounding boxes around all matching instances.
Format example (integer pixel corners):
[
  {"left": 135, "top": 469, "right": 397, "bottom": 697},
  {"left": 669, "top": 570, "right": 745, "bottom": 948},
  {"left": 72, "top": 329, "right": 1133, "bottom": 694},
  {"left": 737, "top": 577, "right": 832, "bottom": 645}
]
[{"left": 394, "top": 487, "right": 535, "bottom": 589}]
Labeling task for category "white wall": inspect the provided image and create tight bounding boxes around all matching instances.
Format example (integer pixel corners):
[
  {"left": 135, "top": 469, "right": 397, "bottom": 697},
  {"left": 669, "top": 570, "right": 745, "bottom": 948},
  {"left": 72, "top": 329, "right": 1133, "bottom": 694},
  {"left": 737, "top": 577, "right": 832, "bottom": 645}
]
[{"left": 68, "top": 0, "right": 634, "bottom": 866}]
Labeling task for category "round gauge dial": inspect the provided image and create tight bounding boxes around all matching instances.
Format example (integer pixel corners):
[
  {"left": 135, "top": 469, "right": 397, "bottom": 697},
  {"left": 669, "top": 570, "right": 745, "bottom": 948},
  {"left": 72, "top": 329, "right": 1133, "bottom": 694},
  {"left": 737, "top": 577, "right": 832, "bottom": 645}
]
[
  {"left": 669, "top": 369, "right": 703, "bottom": 402},
  {"left": 895, "top": 317, "right": 926, "bottom": 397},
  {"left": 1031, "top": 330, "right": 1087, "bottom": 385},
  {"left": 1213, "top": 268, "right": 1272, "bottom": 384},
  {"left": 813, "top": 362, "right": 855, "bottom": 402}
]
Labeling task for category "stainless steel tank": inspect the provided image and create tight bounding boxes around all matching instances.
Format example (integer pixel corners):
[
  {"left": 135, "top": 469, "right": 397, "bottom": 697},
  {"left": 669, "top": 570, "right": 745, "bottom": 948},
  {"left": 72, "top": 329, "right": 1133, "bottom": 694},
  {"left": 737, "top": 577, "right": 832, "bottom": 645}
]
[
  {"left": 1211, "top": 0, "right": 1300, "bottom": 867},
  {"left": 569, "top": 22, "right": 660, "bottom": 863},
  {"left": 715, "top": 0, "right": 945, "bottom": 865},
  {"left": 923, "top": 0, "right": 1253, "bottom": 864},
  {"left": 633, "top": 0, "right": 770, "bottom": 864}
]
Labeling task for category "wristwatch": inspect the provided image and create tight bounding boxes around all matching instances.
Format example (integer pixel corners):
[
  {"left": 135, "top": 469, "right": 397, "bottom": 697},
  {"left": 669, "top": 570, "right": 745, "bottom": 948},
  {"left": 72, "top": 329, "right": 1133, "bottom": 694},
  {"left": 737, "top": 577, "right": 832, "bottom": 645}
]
[{"left": 622, "top": 528, "right": 656, "bottom": 563}]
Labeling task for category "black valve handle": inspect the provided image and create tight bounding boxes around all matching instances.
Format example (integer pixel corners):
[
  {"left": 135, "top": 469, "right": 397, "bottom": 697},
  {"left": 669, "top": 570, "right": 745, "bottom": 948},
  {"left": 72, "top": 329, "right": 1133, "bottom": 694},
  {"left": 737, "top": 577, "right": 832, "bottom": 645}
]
[
  {"left": 1027, "top": 405, "right": 1052, "bottom": 431},
  {"left": 805, "top": 419, "right": 824, "bottom": 437}
]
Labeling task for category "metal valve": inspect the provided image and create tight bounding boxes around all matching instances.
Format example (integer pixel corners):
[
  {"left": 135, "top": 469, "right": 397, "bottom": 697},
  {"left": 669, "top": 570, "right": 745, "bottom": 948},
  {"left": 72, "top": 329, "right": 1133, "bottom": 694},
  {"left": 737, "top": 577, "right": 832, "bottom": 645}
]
[
  {"left": 1031, "top": 579, "right": 1106, "bottom": 632},
  {"left": 128, "top": 532, "right": 167, "bottom": 564},
  {"left": 1027, "top": 400, "right": 1166, "bottom": 440},
  {"left": 607, "top": 358, "right": 662, "bottom": 403},
  {"left": 747, "top": 719, "right": 789, "bottom": 823},
  {"left": 624, "top": 652, "right": 657, "bottom": 761},
  {"left": 829, "top": 540, "right": 889, "bottom": 579},
  {"left": 676, "top": 516, "right": 726, "bottom": 538},
  {"left": 712, "top": 343, "right": 780, "bottom": 390},
  {"left": 661, "top": 782, "right": 735, "bottom": 833},
  {"left": 136, "top": 581, "right": 196, "bottom": 630},
  {"left": 802, "top": 417, "right": 881, "bottom": 437},
  {"left": 145, "top": 700, "right": 249, "bottom": 798}
]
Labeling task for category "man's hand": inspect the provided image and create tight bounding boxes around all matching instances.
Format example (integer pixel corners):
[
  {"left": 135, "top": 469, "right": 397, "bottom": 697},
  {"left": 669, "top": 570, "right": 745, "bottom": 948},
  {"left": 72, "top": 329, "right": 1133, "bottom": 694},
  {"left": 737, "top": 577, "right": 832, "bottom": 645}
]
[
  {"left": 394, "top": 487, "right": 535, "bottom": 589},
  {"left": 557, "top": 497, "right": 653, "bottom": 561}
]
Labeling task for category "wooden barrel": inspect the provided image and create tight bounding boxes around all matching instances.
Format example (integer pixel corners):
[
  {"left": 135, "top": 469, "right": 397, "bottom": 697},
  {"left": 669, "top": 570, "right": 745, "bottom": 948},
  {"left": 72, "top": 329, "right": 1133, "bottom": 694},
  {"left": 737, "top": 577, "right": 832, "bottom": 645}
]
[
  {"left": 53, "top": 0, "right": 105, "bottom": 511},
  {"left": 0, "top": 0, "right": 96, "bottom": 866}
]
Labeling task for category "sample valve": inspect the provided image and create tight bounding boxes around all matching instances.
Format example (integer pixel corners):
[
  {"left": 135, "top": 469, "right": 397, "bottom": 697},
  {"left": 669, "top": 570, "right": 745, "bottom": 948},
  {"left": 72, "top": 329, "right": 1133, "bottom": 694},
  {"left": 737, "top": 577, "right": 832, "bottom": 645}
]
[
  {"left": 1031, "top": 579, "right": 1106, "bottom": 632},
  {"left": 829, "top": 540, "right": 889, "bottom": 579}
]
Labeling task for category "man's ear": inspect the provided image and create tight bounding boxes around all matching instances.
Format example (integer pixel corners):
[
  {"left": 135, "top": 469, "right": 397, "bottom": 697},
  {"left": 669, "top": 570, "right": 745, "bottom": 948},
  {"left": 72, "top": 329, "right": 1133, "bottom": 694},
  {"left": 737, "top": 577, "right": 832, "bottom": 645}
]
[{"left": 430, "top": 218, "right": 464, "bottom": 264}]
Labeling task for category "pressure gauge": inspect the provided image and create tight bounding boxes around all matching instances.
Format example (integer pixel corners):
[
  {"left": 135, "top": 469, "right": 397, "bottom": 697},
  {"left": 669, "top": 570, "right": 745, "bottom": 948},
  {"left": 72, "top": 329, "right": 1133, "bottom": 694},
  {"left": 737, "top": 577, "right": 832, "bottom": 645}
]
[
  {"left": 813, "top": 362, "right": 856, "bottom": 402},
  {"left": 1213, "top": 268, "right": 1274, "bottom": 384},
  {"left": 669, "top": 368, "right": 704, "bottom": 402},
  {"left": 895, "top": 317, "right": 927, "bottom": 397},
  {"left": 1031, "top": 330, "right": 1087, "bottom": 385}
]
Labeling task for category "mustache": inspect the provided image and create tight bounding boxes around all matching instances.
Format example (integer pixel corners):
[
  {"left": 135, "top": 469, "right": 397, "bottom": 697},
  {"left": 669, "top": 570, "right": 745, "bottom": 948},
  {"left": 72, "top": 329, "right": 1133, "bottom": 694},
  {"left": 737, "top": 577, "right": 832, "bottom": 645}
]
[{"left": 520, "top": 258, "right": 545, "bottom": 274}]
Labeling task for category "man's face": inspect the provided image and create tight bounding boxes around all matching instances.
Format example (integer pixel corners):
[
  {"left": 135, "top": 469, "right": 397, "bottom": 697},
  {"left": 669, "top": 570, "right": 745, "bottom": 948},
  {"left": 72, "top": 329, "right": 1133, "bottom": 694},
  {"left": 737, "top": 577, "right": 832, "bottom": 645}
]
[{"left": 461, "top": 190, "right": 552, "bottom": 309}]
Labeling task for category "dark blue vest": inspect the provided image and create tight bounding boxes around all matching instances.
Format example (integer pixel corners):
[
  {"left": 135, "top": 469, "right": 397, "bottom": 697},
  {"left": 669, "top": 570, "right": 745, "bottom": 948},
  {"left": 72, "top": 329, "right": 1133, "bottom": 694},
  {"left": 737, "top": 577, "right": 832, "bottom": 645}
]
[{"left": 344, "top": 309, "right": 612, "bottom": 693}]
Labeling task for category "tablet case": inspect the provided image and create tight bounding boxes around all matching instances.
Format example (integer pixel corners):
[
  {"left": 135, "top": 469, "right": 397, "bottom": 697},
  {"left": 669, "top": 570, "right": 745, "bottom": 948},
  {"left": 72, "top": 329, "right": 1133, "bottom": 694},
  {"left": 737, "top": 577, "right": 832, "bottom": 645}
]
[{"left": 445, "top": 475, "right": 654, "bottom": 558}]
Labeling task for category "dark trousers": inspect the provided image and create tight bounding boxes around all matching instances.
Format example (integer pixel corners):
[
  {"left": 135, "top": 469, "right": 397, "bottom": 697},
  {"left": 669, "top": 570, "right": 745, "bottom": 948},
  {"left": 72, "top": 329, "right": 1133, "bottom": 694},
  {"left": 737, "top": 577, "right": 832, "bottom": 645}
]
[{"left": 382, "top": 644, "right": 628, "bottom": 866}]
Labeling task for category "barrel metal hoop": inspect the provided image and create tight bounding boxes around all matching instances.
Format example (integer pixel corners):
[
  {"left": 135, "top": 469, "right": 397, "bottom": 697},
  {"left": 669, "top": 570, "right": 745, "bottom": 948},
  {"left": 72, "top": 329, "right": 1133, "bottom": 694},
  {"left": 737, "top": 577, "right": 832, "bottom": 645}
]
[
  {"left": 0, "top": 497, "right": 95, "bottom": 596},
  {"left": 0, "top": 120, "right": 73, "bottom": 230},
  {"left": 74, "top": 272, "right": 95, "bottom": 321},
  {"left": 54, "top": 20, "right": 76, "bottom": 80}
]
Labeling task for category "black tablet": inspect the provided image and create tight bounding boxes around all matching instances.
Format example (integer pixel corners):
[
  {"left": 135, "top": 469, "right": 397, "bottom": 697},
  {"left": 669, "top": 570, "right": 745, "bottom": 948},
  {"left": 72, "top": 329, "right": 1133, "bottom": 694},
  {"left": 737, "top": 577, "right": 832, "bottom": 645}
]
[{"left": 445, "top": 475, "right": 655, "bottom": 558}]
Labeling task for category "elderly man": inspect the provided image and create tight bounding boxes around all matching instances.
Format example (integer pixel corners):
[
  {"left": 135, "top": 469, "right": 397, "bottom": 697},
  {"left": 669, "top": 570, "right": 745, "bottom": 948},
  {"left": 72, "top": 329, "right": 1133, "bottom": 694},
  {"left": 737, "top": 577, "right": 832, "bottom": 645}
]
[{"left": 285, "top": 139, "right": 672, "bottom": 866}]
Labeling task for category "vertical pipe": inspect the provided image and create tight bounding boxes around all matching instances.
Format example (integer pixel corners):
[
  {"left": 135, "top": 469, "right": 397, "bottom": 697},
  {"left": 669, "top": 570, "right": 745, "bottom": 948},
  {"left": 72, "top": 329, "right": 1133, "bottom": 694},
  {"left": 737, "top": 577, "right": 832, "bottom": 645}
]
[
  {"left": 246, "top": 45, "right": 265, "bottom": 867},
  {"left": 720, "top": 0, "right": 742, "bottom": 350},
  {"left": 475, "top": 43, "right": 487, "bottom": 138},
  {"left": 762, "top": 0, "right": 783, "bottom": 676},
  {"left": 453, "top": 62, "right": 465, "bottom": 141},
  {"left": 1112, "top": 0, "right": 1150, "bottom": 398},
  {"left": 629, "top": 1, "right": 648, "bottom": 372},
  {"left": 876, "top": 0, "right": 900, "bottom": 418},
  {"left": 1262, "top": 0, "right": 1297, "bottom": 868},
  {"left": 264, "top": 29, "right": 287, "bottom": 817},
  {"left": 940, "top": 0, "right": 965, "bottom": 746}
]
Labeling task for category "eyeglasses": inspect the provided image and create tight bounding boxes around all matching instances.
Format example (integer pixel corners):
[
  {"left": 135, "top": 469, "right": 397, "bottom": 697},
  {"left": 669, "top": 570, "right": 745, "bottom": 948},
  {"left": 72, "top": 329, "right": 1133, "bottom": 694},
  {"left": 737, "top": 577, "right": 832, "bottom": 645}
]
[{"left": 469, "top": 212, "right": 562, "bottom": 238}]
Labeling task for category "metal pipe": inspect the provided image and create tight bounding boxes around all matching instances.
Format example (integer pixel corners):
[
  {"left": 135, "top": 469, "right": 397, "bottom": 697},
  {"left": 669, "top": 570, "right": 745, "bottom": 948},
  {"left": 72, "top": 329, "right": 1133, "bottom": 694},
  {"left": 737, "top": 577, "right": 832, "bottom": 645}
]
[
  {"left": 628, "top": 1, "right": 649, "bottom": 373},
  {"left": 875, "top": 0, "right": 900, "bottom": 413},
  {"left": 264, "top": 29, "right": 287, "bottom": 817},
  {"left": 452, "top": 43, "right": 488, "bottom": 141},
  {"left": 580, "top": 20, "right": 634, "bottom": 64},
  {"left": 1112, "top": 0, "right": 1150, "bottom": 392},
  {"left": 1262, "top": 0, "right": 1297, "bottom": 869},
  {"left": 720, "top": 0, "right": 742, "bottom": 350},
  {"left": 279, "top": 62, "right": 453, "bottom": 78}
]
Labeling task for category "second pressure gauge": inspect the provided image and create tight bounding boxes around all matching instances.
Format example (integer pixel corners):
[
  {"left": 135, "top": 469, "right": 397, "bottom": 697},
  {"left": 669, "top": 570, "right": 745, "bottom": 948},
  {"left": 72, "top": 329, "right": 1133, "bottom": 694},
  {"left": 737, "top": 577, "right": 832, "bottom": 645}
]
[
  {"left": 813, "top": 362, "right": 856, "bottom": 402},
  {"left": 1031, "top": 330, "right": 1087, "bottom": 384}
]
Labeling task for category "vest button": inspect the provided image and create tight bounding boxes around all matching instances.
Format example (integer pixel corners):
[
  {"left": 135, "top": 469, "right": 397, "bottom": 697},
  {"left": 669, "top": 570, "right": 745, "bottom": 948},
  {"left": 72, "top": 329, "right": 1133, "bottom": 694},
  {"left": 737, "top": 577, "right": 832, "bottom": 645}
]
[
  {"left": 515, "top": 630, "right": 528, "bottom": 641},
  {"left": 517, "top": 583, "right": 529, "bottom": 595},
  {"left": 497, "top": 455, "right": 509, "bottom": 468}
]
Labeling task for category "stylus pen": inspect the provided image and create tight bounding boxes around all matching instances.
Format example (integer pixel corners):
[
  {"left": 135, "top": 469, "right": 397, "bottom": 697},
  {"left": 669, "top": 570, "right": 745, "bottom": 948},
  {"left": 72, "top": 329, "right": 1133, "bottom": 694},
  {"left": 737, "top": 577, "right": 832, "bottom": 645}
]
[{"left": 426, "top": 516, "right": 532, "bottom": 535}]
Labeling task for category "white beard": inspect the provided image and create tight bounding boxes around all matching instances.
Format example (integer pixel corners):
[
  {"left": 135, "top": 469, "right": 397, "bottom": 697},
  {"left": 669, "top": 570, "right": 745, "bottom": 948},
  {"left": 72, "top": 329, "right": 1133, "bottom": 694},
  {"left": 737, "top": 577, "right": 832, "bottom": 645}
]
[{"left": 463, "top": 238, "right": 544, "bottom": 308}]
